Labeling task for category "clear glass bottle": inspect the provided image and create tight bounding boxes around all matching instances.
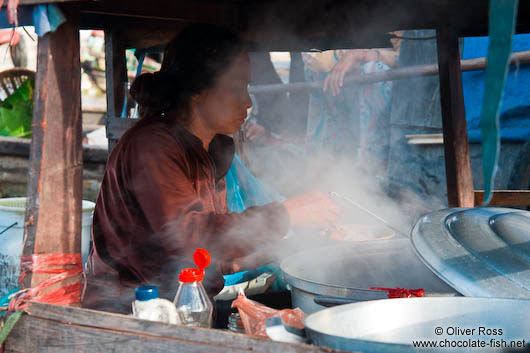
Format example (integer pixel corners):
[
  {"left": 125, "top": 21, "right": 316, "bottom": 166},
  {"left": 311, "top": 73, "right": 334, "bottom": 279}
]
[
  {"left": 227, "top": 312, "right": 245, "bottom": 333},
  {"left": 173, "top": 248, "right": 213, "bottom": 328}
]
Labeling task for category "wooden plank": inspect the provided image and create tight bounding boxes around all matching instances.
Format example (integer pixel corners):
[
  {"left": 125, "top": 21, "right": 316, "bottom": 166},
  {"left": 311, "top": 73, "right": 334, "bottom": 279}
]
[
  {"left": 405, "top": 134, "right": 444, "bottom": 145},
  {"left": 3, "top": 302, "right": 345, "bottom": 353},
  {"left": 474, "top": 190, "right": 530, "bottom": 206},
  {"left": 21, "top": 14, "right": 83, "bottom": 292},
  {"left": 81, "top": 0, "right": 236, "bottom": 25},
  {"left": 75, "top": 0, "right": 530, "bottom": 50},
  {"left": 6, "top": 316, "right": 255, "bottom": 353},
  {"left": 104, "top": 27, "right": 127, "bottom": 151},
  {"left": 0, "top": 136, "right": 107, "bottom": 163},
  {"left": 79, "top": 0, "right": 237, "bottom": 50},
  {"left": 238, "top": 0, "right": 485, "bottom": 50},
  {"left": 436, "top": 29, "right": 474, "bottom": 207},
  {"left": 0, "top": 136, "right": 30, "bottom": 157}
]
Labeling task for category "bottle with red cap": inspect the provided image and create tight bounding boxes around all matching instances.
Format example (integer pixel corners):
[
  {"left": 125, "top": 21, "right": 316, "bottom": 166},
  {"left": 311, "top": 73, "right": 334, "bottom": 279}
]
[{"left": 173, "top": 248, "right": 213, "bottom": 328}]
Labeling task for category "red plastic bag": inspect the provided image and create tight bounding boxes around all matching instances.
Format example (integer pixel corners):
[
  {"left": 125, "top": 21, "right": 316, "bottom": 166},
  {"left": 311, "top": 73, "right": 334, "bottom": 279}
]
[{"left": 231, "top": 293, "right": 306, "bottom": 338}]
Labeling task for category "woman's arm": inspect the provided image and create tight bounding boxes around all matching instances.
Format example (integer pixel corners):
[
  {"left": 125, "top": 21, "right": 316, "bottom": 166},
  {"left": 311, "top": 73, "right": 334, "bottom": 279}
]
[{"left": 128, "top": 130, "right": 290, "bottom": 263}]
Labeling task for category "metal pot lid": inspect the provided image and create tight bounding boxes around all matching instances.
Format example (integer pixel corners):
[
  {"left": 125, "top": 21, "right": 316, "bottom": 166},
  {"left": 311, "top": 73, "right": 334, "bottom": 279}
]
[{"left": 411, "top": 207, "right": 530, "bottom": 299}]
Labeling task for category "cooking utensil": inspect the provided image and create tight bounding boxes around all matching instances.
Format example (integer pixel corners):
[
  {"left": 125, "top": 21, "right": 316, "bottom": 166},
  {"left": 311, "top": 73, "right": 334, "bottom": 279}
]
[
  {"left": 304, "top": 297, "right": 530, "bottom": 353},
  {"left": 328, "top": 223, "right": 395, "bottom": 242},
  {"left": 329, "top": 191, "right": 403, "bottom": 236},
  {"left": 0, "top": 221, "right": 17, "bottom": 236},
  {"left": 280, "top": 238, "right": 458, "bottom": 314}
]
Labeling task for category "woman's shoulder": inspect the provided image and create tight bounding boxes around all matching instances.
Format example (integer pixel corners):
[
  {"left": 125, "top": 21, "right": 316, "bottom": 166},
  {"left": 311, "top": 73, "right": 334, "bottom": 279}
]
[{"left": 117, "top": 119, "right": 184, "bottom": 157}]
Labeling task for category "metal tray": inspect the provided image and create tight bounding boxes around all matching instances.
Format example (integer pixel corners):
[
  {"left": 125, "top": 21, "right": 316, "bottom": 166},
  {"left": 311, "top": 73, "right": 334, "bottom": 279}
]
[{"left": 305, "top": 297, "right": 530, "bottom": 352}]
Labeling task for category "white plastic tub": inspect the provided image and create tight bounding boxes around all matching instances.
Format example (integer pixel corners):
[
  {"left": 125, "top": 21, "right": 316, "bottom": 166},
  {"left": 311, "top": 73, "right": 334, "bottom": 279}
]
[{"left": 0, "top": 197, "right": 94, "bottom": 297}]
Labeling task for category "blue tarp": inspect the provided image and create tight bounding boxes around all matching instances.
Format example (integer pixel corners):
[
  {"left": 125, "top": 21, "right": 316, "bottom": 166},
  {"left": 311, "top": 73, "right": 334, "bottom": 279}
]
[
  {"left": 462, "top": 33, "right": 530, "bottom": 142},
  {"left": 223, "top": 154, "right": 287, "bottom": 289}
]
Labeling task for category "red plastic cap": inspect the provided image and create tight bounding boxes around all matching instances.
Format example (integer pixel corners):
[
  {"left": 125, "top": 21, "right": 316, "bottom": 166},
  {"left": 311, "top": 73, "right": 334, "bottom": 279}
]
[
  {"left": 179, "top": 268, "right": 204, "bottom": 282},
  {"left": 179, "top": 249, "right": 211, "bottom": 283},
  {"left": 193, "top": 248, "right": 211, "bottom": 270}
]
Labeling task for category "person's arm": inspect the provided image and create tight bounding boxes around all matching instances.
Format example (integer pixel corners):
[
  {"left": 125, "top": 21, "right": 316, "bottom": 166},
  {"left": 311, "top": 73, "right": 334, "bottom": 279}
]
[
  {"left": 324, "top": 48, "right": 399, "bottom": 96},
  {"left": 128, "top": 129, "right": 289, "bottom": 263},
  {"left": 128, "top": 129, "right": 338, "bottom": 269}
]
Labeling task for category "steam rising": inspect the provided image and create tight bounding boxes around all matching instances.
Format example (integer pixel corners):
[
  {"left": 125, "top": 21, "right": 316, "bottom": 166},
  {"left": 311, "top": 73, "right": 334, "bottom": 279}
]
[
  {"left": 237, "top": 32, "right": 447, "bottom": 268},
  {"left": 89, "top": 29, "right": 452, "bottom": 314}
]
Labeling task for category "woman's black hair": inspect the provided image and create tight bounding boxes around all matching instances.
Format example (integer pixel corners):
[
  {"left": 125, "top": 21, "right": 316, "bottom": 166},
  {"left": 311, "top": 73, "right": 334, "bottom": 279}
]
[{"left": 130, "top": 24, "right": 246, "bottom": 120}]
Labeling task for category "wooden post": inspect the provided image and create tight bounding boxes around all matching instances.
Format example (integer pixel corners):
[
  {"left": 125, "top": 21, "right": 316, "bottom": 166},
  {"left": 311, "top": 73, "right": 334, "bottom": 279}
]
[
  {"left": 104, "top": 27, "right": 127, "bottom": 152},
  {"left": 21, "top": 15, "right": 83, "bottom": 294},
  {"left": 436, "top": 29, "right": 474, "bottom": 207}
]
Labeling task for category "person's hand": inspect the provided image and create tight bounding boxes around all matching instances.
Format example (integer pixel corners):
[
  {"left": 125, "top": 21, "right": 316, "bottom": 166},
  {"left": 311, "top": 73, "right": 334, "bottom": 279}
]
[
  {"left": 216, "top": 251, "right": 274, "bottom": 274},
  {"left": 323, "top": 49, "right": 380, "bottom": 96},
  {"left": 283, "top": 191, "right": 340, "bottom": 230},
  {"left": 245, "top": 122, "right": 269, "bottom": 141},
  {"left": 245, "top": 121, "right": 281, "bottom": 146},
  {"left": 323, "top": 50, "right": 363, "bottom": 96}
]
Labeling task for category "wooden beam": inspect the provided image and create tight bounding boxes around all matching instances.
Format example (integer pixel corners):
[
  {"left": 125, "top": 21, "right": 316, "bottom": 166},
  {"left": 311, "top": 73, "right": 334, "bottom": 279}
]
[
  {"left": 74, "top": 0, "right": 530, "bottom": 49},
  {"left": 474, "top": 190, "right": 530, "bottom": 206},
  {"left": 104, "top": 27, "right": 127, "bottom": 151},
  {"left": 81, "top": 0, "right": 236, "bottom": 26},
  {"left": 436, "top": 29, "right": 474, "bottom": 207},
  {"left": 5, "top": 302, "right": 343, "bottom": 353},
  {"left": 21, "top": 15, "right": 83, "bottom": 294}
]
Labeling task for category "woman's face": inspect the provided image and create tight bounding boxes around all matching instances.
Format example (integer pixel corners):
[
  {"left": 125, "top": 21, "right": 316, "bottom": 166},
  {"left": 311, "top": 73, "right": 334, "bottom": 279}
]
[{"left": 196, "top": 52, "right": 252, "bottom": 135}]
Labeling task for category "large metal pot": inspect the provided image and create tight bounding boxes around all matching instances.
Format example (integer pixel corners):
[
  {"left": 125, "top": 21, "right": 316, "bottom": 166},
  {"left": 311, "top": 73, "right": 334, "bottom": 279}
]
[
  {"left": 304, "top": 297, "right": 530, "bottom": 352},
  {"left": 280, "top": 238, "right": 458, "bottom": 313}
]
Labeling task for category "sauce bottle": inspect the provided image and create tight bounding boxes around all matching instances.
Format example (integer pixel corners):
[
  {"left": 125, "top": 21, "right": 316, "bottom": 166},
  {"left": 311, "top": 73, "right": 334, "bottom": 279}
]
[{"left": 173, "top": 248, "right": 213, "bottom": 328}]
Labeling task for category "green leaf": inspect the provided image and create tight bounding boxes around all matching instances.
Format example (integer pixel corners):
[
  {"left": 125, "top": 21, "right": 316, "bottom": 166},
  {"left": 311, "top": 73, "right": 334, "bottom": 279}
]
[
  {"left": 0, "top": 78, "right": 34, "bottom": 138},
  {"left": 4, "top": 78, "right": 34, "bottom": 107}
]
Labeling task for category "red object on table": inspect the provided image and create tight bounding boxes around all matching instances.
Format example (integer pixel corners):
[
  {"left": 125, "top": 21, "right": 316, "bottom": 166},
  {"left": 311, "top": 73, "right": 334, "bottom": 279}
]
[
  {"left": 370, "top": 286, "right": 425, "bottom": 298},
  {"left": 231, "top": 293, "right": 306, "bottom": 338}
]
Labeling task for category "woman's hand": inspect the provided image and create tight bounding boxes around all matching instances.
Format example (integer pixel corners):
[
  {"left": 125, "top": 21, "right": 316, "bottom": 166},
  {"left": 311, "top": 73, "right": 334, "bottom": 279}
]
[
  {"left": 244, "top": 120, "right": 281, "bottom": 146},
  {"left": 283, "top": 191, "right": 340, "bottom": 229},
  {"left": 217, "top": 251, "right": 274, "bottom": 274}
]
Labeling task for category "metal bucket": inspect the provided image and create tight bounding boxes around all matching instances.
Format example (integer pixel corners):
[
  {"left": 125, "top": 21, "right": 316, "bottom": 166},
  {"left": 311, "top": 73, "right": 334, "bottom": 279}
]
[
  {"left": 304, "top": 297, "right": 530, "bottom": 352},
  {"left": 280, "top": 238, "right": 458, "bottom": 314}
]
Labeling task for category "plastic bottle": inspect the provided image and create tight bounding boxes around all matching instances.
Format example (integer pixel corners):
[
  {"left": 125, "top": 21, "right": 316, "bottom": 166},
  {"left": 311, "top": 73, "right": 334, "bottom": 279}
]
[
  {"left": 132, "top": 285, "right": 177, "bottom": 324},
  {"left": 173, "top": 248, "right": 213, "bottom": 328}
]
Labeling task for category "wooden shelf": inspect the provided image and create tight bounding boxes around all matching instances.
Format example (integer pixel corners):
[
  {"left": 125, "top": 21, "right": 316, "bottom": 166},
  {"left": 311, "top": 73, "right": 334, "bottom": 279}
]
[{"left": 475, "top": 190, "right": 530, "bottom": 206}]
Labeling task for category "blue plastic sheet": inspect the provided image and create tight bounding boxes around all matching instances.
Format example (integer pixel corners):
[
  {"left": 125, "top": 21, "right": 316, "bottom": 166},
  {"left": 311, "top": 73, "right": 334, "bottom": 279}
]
[
  {"left": 225, "top": 154, "right": 285, "bottom": 213},
  {"left": 463, "top": 34, "right": 530, "bottom": 143},
  {"left": 223, "top": 154, "right": 286, "bottom": 289}
]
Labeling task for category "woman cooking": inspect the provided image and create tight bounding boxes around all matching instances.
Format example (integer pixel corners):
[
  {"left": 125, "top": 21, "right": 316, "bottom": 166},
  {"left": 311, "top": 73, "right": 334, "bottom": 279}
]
[{"left": 82, "top": 24, "right": 339, "bottom": 314}]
